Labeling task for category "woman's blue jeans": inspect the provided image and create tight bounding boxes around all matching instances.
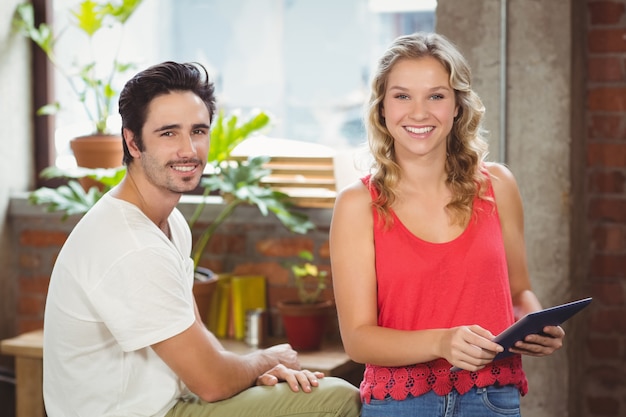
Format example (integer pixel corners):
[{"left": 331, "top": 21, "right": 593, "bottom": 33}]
[{"left": 361, "top": 385, "right": 521, "bottom": 417}]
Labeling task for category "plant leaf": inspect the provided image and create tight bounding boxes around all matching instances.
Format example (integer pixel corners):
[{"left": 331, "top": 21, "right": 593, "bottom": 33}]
[
  {"left": 108, "top": 0, "right": 144, "bottom": 24},
  {"left": 36, "top": 102, "right": 61, "bottom": 116},
  {"left": 208, "top": 110, "right": 271, "bottom": 163},
  {"left": 13, "top": 3, "right": 55, "bottom": 54},
  {"left": 28, "top": 180, "right": 103, "bottom": 220},
  {"left": 70, "top": 0, "right": 103, "bottom": 37}
]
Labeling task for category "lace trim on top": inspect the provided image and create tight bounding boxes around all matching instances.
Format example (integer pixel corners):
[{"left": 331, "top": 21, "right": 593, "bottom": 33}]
[{"left": 360, "top": 355, "right": 528, "bottom": 404}]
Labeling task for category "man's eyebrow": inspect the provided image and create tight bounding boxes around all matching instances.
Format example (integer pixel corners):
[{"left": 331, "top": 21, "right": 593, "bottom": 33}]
[
  {"left": 153, "top": 123, "right": 210, "bottom": 133},
  {"left": 153, "top": 124, "right": 180, "bottom": 133}
]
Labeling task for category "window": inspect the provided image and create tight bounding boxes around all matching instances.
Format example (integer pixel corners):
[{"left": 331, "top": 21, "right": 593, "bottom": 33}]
[{"left": 45, "top": 0, "right": 435, "bottom": 171}]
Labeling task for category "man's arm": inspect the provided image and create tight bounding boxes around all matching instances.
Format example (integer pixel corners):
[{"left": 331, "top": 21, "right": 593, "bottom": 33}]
[{"left": 152, "top": 302, "right": 319, "bottom": 402}]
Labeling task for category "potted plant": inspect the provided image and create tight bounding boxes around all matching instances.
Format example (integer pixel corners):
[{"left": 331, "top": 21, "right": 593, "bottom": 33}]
[
  {"left": 13, "top": 0, "right": 144, "bottom": 170},
  {"left": 277, "top": 250, "right": 334, "bottom": 351}
]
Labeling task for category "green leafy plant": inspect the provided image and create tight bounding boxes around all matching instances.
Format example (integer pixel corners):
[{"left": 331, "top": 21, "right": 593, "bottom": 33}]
[
  {"left": 189, "top": 156, "right": 314, "bottom": 267},
  {"left": 28, "top": 166, "right": 125, "bottom": 220},
  {"left": 186, "top": 109, "right": 315, "bottom": 266},
  {"left": 13, "top": 0, "right": 144, "bottom": 134},
  {"left": 286, "top": 250, "right": 328, "bottom": 304},
  {"left": 208, "top": 109, "right": 272, "bottom": 163}
]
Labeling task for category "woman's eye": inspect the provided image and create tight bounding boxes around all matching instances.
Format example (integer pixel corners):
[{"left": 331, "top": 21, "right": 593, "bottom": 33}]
[
  {"left": 395, "top": 94, "right": 409, "bottom": 100},
  {"left": 430, "top": 94, "right": 444, "bottom": 100}
]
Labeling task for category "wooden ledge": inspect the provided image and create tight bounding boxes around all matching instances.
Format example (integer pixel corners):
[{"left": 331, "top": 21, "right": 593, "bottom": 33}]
[{"left": 0, "top": 329, "right": 43, "bottom": 359}]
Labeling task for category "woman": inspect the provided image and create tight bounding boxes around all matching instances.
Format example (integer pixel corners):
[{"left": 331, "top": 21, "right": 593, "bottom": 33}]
[{"left": 329, "top": 32, "right": 565, "bottom": 416}]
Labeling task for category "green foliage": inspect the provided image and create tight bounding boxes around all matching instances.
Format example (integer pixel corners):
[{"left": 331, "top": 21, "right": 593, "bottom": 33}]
[
  {"left": 209, "top": 110, "right": 271, "bottom": 164},
  {"left": 187, "top": 109, "right": 314, "bottom": 267},
  {"left": 28, "top": 181, "right": 102, "bottom": 221},
  {"left": 286, "top": 250, "right": 328, "bottom": 304},
  {"left": 28, "top": 166, "right": 126, "bottom": 220},
  {"left": 13, "top": 0, "right": 144, "bottom": 134},
  {"left": 190, "top": 156, "right": 314, "bottom": 267}
]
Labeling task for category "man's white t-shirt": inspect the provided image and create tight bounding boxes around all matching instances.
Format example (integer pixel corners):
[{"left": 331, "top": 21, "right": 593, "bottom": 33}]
[{"left": 43, "top": 192, "right": 196, "bottom": 417}]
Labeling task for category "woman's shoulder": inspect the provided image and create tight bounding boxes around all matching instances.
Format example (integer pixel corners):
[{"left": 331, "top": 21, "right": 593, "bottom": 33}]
[
  {"left": 482, "top": 162, "right": 523, "bottom": 210},
  {"left": 333, "top": 178, "right": 373, "bottom": 216},
  {"left": 484, "top": 161, "right": 513, "bottom": 178},
  {"left": 336, "top": 178, "right": 371, "bottom": 203},
  {"left": 331, "top": 178, "right": 375, "bottom": 235},
  {"left": 483, "top": 162, "right": 519, "bottom": 191}
]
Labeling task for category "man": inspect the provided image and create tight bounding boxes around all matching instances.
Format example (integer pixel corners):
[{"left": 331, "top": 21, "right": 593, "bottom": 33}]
[{"left": 43, "top": 61, "right": 360, "bottom": 417}]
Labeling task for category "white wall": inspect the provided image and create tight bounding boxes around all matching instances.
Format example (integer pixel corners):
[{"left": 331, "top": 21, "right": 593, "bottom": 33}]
[{"left": 0, "top": 0, "right": 33, "bottom": 339}]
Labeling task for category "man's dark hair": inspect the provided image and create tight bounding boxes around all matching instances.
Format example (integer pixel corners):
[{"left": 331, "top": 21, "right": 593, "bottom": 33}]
[{"left": 118, "top": 61, "right": 216, "bottom": 165}]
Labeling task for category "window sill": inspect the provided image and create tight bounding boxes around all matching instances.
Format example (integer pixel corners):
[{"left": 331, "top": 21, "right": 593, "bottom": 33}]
[{"left": 8, "top": 193, "right": 334, "bottom": 226}]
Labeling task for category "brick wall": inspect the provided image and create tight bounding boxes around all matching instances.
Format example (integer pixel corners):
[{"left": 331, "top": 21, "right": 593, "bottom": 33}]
[
  {"left": 8, "top": 197, "right": 338, "bottom": 340},
  {"left": 585, "top": 1, "right": 626, "bottom": 416}
]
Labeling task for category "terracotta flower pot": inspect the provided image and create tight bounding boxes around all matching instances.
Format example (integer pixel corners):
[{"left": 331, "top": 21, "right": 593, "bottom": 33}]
[
  {"left": 70, "top": 134, "right": 124, "bottom": 168},
  {"left": 192, "top": 267, "right": 218, "bottom": 326},
  {"left": 276, "top": 299, "right": 334, "bottom": 351},
  {"left": 193, "top": 277, "right": 218, "bottom": 326},
  {"left": 70, "top": 134, "right": 124, "bottom": 191}
]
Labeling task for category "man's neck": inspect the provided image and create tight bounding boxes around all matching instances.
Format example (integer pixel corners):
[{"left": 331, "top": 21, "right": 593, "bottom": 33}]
[{"left": 111, "top": 173, "right": 181, "bottom": 234}]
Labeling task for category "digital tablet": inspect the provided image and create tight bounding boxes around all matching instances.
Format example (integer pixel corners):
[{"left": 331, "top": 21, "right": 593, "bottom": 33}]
[
  {"left": 450, "top": 297, "right": 592, "bottom": 371},
  {"left": 491, "top": 297, "right": 592, "bottom": 361}
]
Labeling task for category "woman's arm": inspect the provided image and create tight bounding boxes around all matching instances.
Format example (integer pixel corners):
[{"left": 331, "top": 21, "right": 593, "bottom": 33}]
[{"left": 488, "top": 163, "right": 565, "bottom": 356}]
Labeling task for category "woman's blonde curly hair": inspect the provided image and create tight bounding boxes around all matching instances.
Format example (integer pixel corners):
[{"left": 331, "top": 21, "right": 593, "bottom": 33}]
[{"left": 366, "top": 32, "right": 491, "bottom": 227}]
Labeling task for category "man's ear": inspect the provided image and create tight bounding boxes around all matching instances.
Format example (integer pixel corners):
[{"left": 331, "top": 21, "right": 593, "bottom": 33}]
[{"left": 123, "top": 128, "right": 141, "bottom": 158}]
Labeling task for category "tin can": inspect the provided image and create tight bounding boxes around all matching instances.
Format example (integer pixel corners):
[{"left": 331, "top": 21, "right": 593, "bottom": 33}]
[{"left": 245, "top": 308, "right": 267, "bottom": 347}]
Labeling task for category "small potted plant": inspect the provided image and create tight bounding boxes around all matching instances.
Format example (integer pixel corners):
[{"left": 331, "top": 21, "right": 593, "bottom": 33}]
[
  {"left": 13, "top": 0, "right": 144, "bottom": 170},
  {"left": 277, "top": 250, "right": 334, "bottom": 351}
]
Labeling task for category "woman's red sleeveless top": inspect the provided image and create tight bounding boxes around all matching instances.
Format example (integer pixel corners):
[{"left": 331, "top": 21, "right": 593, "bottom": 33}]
[{"left": 360, "top": 175, "right": 528, "bottom": 403}]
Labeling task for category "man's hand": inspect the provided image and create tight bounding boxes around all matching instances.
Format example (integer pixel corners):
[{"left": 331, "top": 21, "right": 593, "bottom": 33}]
[
  {"left": 263, "top": 343, "right": 301, "bottom": 370},
  {"left": 256, "top": 364, "right": 325, "bottom": 392},
  {"left": 256, "top": 343, "right": 325, "bottom": 392}
]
